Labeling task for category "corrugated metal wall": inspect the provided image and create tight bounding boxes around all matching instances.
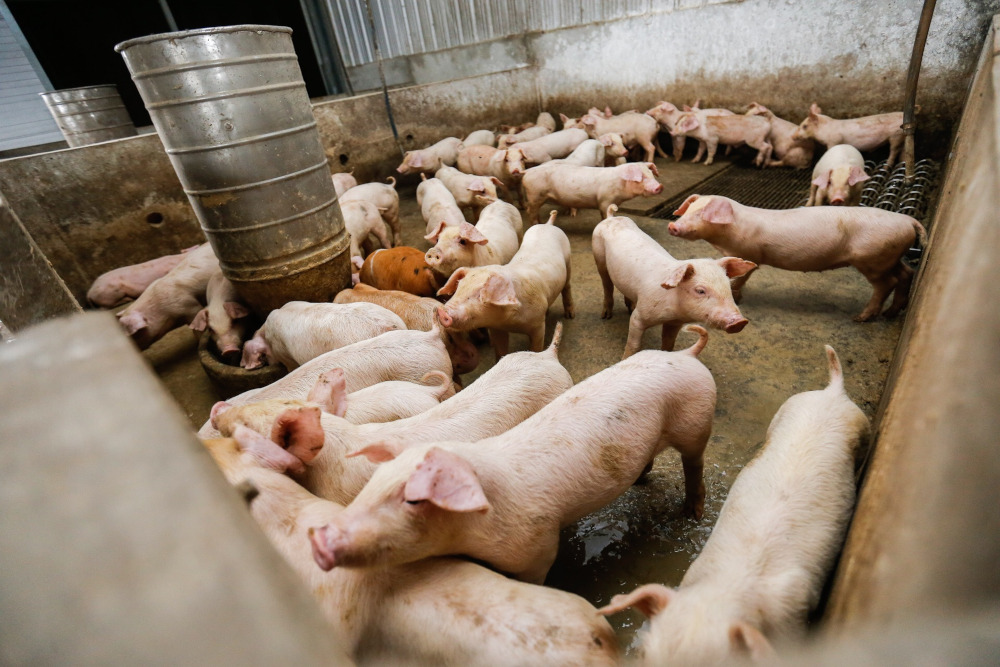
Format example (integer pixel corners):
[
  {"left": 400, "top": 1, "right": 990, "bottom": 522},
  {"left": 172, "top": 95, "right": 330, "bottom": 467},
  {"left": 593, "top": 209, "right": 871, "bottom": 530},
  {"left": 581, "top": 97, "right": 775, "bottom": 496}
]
[
  {"left": 328, "top": 0, "right": 732, "bottom": 68},
  {"left": 0, "top": 9, "right": 62, "bottom": 152}
]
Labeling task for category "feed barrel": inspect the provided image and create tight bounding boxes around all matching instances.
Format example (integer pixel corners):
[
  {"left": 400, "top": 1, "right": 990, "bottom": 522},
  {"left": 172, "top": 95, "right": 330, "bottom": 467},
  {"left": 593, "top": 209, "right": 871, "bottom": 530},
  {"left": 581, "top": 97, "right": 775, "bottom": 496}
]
[
  {"left": 115, "top": 25, "right": 351, "bottom": 314},
  {"left": 39, "top": 85, "right": 137, "bottom": 147}
]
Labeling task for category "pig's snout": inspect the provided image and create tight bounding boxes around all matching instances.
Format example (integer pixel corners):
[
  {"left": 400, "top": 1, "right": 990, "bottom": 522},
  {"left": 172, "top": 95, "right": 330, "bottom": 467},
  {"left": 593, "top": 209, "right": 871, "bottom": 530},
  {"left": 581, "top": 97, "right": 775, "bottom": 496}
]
[
  {"left": 724, "top": 317, "right": 749, "bottom": 334},
  {"left": 218, "top": 343, "right": 241, "bottom": 363},
  {"left": 829, "top": 197, "right": 845, "bottom": 205},
  {"left": 309, "top": 525, "right": 342, "bottom": 571},
  {"left": 437, "top": 307, "right": 454, "bottom": 328},
  {"left": 424, "top": 250, "right": 441, "bottom": 267},
  {"left": 668, "top": 222, "right": 682, "bottom": 236},
  {"left": 649, "top": 182, "right": 664, "bottom": 195}
]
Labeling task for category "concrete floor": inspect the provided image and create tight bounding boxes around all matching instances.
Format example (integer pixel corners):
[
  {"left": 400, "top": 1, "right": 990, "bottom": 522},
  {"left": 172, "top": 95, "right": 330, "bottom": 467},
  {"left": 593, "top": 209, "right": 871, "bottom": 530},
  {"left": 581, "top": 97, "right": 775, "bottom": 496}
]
[{"left": 144, "top": 153, "right": 904, "bottom": 653}]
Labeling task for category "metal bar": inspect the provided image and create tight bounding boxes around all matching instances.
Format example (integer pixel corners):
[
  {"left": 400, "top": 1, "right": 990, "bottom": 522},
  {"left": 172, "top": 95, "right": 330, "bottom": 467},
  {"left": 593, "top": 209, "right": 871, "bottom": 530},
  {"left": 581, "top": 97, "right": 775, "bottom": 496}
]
[
  {"left": 902, "top": 0, "right": 937, "bottom": 182},
  {"left": 363, "top": 0, "right": 403, "bottom": 157},
  {"left": 157, "top": 0, "right": 179, "bottom": 32}
]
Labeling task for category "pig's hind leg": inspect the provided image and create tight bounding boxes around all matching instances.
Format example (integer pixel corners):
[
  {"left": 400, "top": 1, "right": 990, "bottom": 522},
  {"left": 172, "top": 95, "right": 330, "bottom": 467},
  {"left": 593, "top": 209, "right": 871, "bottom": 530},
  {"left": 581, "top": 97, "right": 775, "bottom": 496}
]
[
  {"left": 561, "top": 261, "right": 575, "bottom": 319},
  {"left": 594, "top": 245, "right": 616, "bottom": 320},
  {"left": 883, "top": 262, "right": 915, "bottom": 317},
  {"left": 855, "top": 269, "right": 899, "bottom": 322}
]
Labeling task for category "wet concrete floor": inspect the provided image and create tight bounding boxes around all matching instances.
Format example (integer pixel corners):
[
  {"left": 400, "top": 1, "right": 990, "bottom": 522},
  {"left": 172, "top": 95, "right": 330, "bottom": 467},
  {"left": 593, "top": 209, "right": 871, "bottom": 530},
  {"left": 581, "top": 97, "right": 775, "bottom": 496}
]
[{"left": 144, "top": 154, "right": 904, "bottom": 652}]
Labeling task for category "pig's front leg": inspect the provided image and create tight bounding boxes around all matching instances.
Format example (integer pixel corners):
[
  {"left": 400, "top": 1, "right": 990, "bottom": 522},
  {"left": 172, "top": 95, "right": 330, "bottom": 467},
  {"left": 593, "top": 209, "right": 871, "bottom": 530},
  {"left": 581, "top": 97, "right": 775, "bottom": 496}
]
[
  {"left": 672, "top": 135, "right": 686, "bottom": 161},
  {"left": 640, "top": 138, "right": 657, "bottom": 163},
  {"left": 691, "top": 141, "right": 706, "bottom": 163},
  {"left": 527, "top": 322, "right": 546, "bottom": 352},
  {"left": 661, "top": 322, "right": 682, "bottom": 352},
  {"left": 681, "top": 452, "right": 706, "bottom": 519},
  {"left": 806, "top": 184, "right": 818, "bottom": 207},
  {"left": 887, "top": 134, "right": 904, "bottom": 168},
  {"left": 704, "top": 137, "right": 720, "bottom": 166},
  {"left": 730, "top": 270, "right": 756, "bottom": 304},
  {"left": 489, "top": 328, "right": 511, "bottom": 359},
  {"left": 513, "top": 532, "right": 560, "bottom": 585},
  {"left": 622, "top": 309, "right": 649, "bottom": 359}
]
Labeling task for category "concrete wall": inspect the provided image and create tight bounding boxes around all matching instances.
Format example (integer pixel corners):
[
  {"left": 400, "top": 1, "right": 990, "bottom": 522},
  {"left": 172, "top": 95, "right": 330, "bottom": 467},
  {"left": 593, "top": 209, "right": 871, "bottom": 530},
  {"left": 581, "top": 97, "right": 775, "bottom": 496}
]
[{"left": 825, "top": 15, "right": 1000, "bottom": 628}]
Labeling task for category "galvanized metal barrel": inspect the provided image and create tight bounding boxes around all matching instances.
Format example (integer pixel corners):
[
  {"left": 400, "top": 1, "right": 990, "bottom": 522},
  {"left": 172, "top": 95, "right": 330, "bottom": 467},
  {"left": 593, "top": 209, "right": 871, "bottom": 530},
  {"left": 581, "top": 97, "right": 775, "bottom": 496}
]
[
  {"left": 39, "top": 85, "right": 137, "bottom": 147},
  {"left": 115, "top": 25, "right": 350, "bottom": 314}
]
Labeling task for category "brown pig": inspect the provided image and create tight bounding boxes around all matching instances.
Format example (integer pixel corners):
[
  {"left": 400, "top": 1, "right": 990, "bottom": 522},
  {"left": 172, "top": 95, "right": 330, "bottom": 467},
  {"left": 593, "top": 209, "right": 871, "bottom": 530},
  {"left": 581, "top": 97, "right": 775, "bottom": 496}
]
[
  {"left": 522, "top": 161, "right": 663, "bottom": 225},
  {"left": 745, "top": 102, "right": 815, "bottom": 169},
  {"left": 668, "top": 195, "right": 927, "bottom": 321},
  {"left": 396, "top": 137, "right": 463, "bottom": 175},
  {"left": 671, "top": 112, "right": 772, "bottom": 167},
  {"left": 358, "top": 247, "right": 443, "bottom": 298},
  {"left": 593, "top": 209, "right": 756, "bottom": 357},
  {"left": 436, "top": 211, "right": 573, "bottom": 358},
  {"left": 309, "top": 327, "right": 716, "bottom": 584},
  {"left": 792, "top": 103, "right": 904, "bottom": 167}
]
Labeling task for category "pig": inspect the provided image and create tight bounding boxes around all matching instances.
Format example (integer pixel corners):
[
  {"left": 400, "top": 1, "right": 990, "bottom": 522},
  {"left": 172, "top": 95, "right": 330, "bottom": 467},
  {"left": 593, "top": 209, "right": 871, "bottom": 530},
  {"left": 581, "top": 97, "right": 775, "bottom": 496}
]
[
  {"left": 190, "top": 270, "right": 251, "bottom": 362},
  {"left": 668, "top": 195, "right": 927, "bottom": 321},
  {"left": 599, "top": 132, "right": 630, "bottom": 166},
  {"left": 522, "top": 162, "right": 663, "bottom": 225},
  {"left": 434, "top": 165, "right": 502, "bottom": 220},
  {"left": 456, "top": 145, "right": 523, "bottom": 207},
  {"left": 792, "top": 103, "right": 905, "bottom": 167},
  {"left": 116, "top": 243, "right": 219, "bottom": 350},
  {"left": 504, "top": 129, "right": 590, "bottom": 170},
  {"left": 436, "top": 211, "right": 573, "bottom": 358},
  {"left": 646, "top": 101, "right": 733, "bottom": 162},
  {"left": 744, "top": 102, "right": 815, "bottom": 169},
  {"left": 497, "top": 121, "right": 534, "bottom": 135},
  {"left": 587, "top": 106, "right": 614, "bottom": 118},
  {"left": 462, "top": 129, "right": 495, "bottom": 147},
  {"left": 548, "top": 139, "right": 606, "bottom": 168},
  {"left": 342, "top": 371, "right": 452, "bottom": 424},
  {"left": 331, "top": 172, "right": 357, "bottom": 197},
  {"left": 341, "top": 199, "right": 392, "bottom": 261},
  {"left": 240, "top": 301, "right": 405, "bottom": 371},
  {"left": 357, "top": 246, "right": 443, "bottom": 298},
  {"left": 396, "top": 136, "right": 463, "bottom": 175},
  {"left": 203, "top": 427, "right": 619, "bottom": 666},
  {"left": 213, "top": 327, "right": 572, "bottom": 503},
  {"left": 807, "top": 144, "right": 869, "bottom": 206},
  {"left": 579, "top": 111, "right": 665, "bottom": 162},
  {"left": 424, "top": 200, "right": 523, "bottom": 276},
  {"left": 593, "top": 209, "right": 756, "bottom": 357},
  {"left": 535, "top": 111, "right": 557, "bottom": 132},
  {"left": 497, "top": 125, "right": 551, "bottom": 149},
  {"left": 87, "top": 247, "right": 195, "bottom": 308},
  {"left": 671, "top": 112, "right": 772, "bottom": 167},
  {"left": 599, "top": 346, "right": 869, "bottom": 666},
  {"left": 416, "top": 175, "right": 466, "bottom": 236},
  {"left": 339, "top": 177, "right": 401, "bottom": 246},
  {"left": 334, "top": 284, "right": 479, "bottom": 375},
  {"left": 310, "top": 327, "right": 716, "bottom": 583}
]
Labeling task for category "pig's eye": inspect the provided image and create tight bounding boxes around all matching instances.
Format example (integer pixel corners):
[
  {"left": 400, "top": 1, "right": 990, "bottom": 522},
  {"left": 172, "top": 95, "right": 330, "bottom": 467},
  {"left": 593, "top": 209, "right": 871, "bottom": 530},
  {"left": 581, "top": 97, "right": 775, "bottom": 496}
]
[
  {"left": 405, "top": 499, "right": 424, "bottom": 506},
  {"left": 695, "top": 287, "right": 707, "bottom": 296},
  {"left": 459, "top": 239, "right": 467, "bottom": 246}
]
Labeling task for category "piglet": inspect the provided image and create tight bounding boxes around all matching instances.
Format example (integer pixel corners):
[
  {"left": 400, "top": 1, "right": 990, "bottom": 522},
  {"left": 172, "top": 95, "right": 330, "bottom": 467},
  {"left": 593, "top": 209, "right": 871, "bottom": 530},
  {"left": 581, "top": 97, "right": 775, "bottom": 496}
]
[
  {"left": 202, "top": 428, "right": 618, "bottom": 666},
  {"left": 334, "top": 284, "right": 479, "bottom": 375},
  {"left": 342, "top": 371, "right": 452, "bottom": 424},
  {"left": 339, "top": 177, "right": 401, "bottom": 246},
  {"left": 504, "top": 128, "right": 590, "bottom": 170},
  {"left": 594, "top": 208, "right": 756, "bottom": 357},
  {"left": 793, "top": 103, "right": 904, "bottom": 167},
  {"left": 116, "top": 243, "right": 219, "bottom": 349},
  {"left": 358, "top": 247, "right": 443, "bottom": 298},
  {"left": 579, "top": 110, "right": 665, "bottom": 161},
  {"left": 341, "top": 199, "right": 392, "bottom": 260},
  {"left": 331, "top": 172, "right": 357, "bottom": 197},
  {"left": 646, "top": 101, "right": 733, "bottom": 162},
  {"left": 424, "top": 200, "right": 523, "bottom": 276},
  {"left": 87, "top": 247, "right": 195, "bottom": 308},
  {"left": 310, "top": 327, "right": 716, "bottom": 583},
  {"left": 668, "top": 195, "right": 927, "bottom": 320},
  {"left": 397, "top": 137, "right": 463, "bottom": 175},
  {"left": 535, "top": 111, "right": 557, "bottom": 132},
  {"left": 434, "top": 166, "right": 502, "bottom": 220},
  {"left": 497, "top": 125, "right": 551, "bottom": 149},
  {"left": 522, "top": 162, "right": 663, "bottom": 225},
  {"left": 456, "top": 145, "right": 522, "bottom": 207},
  {"left": 190, "top": 270, "right": 251, "bottom": 362},
  {"left": 807, "top": 144, "right": 869, "bottom": 206},
  {"left": 436, "top": 211, "right": 573, "bottom": 358},
  {"left": 462, "top": 129, "right": 495, "bottom": 147},
  {"left": 744, "top": 102, "right": 815, "bottom": 169},
  {"left": 671, "top": 112, "right": 772, "bottom": 166},
  {"left": 416, "top": 175, "right": 466, "bottom": 235},
  {"left": 599, "top": 346, "right": 869, "bottom": 666},
  {"left": 241, "top": 300, "right": 405, "bottom": 371}
]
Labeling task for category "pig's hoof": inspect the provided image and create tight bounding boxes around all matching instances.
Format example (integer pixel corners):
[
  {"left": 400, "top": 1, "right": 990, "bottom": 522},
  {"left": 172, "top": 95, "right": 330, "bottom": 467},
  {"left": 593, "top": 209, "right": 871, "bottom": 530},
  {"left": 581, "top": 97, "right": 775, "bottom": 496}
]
[
  {"left": 601, "top": 308, "right": 612, "bottom": 320},
  {"left": 853, "top": 312, "right": 876, "bottom": 323},
  {"left": 682, "top": 499, "right": 704, "bottom": 521},
  {"left": 564, "top": 307, "right": 575, "bottom": 319}
]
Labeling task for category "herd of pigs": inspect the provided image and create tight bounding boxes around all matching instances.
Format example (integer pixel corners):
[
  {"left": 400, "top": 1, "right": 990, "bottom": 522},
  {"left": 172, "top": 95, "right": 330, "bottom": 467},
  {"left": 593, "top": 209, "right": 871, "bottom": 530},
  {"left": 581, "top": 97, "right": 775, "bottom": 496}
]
[{"left": 85, "top": 99, "right": 924, "bottom": 665}]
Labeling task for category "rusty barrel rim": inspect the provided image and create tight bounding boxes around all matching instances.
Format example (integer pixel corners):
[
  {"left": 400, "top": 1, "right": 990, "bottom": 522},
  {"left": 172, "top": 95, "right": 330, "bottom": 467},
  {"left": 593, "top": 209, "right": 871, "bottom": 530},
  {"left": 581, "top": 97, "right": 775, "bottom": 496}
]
[{"left": 114, "top": 24, "right": 292, "bottom": 53}]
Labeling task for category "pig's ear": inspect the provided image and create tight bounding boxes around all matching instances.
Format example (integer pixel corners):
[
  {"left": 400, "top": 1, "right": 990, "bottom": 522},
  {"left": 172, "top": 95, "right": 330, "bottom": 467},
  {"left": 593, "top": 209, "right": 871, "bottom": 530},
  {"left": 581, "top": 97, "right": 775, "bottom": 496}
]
[
  {"left": 437, "top": 267, "right": 469, "bottom": 296},
  {"left": 809, "top": 102, "right": 822, "bottom": 117},
  {"left": 210, "top": 401, "right": 232, "bottom": 428},
  {"left": 490, "top": 150, "right": 507, "bottom": 163},
  {"left": 677, "top": 114, "right": 700, "bottom": 133},
  {"left": 811, "top": 171, "right": 831, "bottom": 189},
  {"left": 480, "top": 274, "right": 519, "bottom": 306},
  {"left": 458, "top": 221, "right": 488, "bottom": 245},
  {"left": 409, "top": 153, "right": 424, "bottom": 168},
  {"left": 717, "top": 257, "right": 758, "bottom": 279},
  {"left": 347, "top": 440, "right": 402, "bottom": 463},
  {"left": 661, "top": 263, "right": 695, "bottom": 289},
  {"left": 189, "top": 308, "right": 209, "bottom": 332},
  {"left": 599, "top": 134, "right": 613, "bottom": 147},
  {"left": 597, "top": 584, "right": 674, "bottom": 619},
  {"left": 424, "top": 220, "right": 449, "bottom": 242},
  {"left": 307, "top": 368, "right": 349, "bottom": 418},
  {"left": 847, "top": 166, "right": 870, "bottom": 186},
  {"left": 489, "top": 176, "right": 504, "bottom": 188},
  {"left": 233, "top": 425, "right": 306, "bottom": 475},
  {"left": 621, "top": 163, "right": 643, "bottom": 182},
  {"left": 581, "top": 114, "right": 597, "bottom": 126},
  {"left": 700, "top": 198, "right": 735, "bottom": 225},
  {"left": 661, "top": 102, "right": 676, "bottom": 112},
  {"left": 269, "top": 406, "right": 324, "bottom": 466},
  {"left": 673, "top": 194, "right": 700, "bottom": 216},
  {"left": 729, "top": 622, "right": 774, "bottom": 662},
  {"left": 645, "top": 162, "right": 660, "bottom": 177},
  {"left": 466, "top": 179, "right": 485, "bottom": 193},
  {"left": 604, "top": 105, "right": 613, "bottom": 117},
  {"left": 404, "top": 447, "right": 490, "bottom": 512},
  {"left": 224, "top": 302, "right": 251, "bottom": 320},
  {"left": 682, "top": 104, "right": 693, "bottom": 112},
  {"left": 559, "top": 113, "right": 569, "bottom": 123},
  {"left": 118, "top": 310, "right": 148, "bottom": 335}
]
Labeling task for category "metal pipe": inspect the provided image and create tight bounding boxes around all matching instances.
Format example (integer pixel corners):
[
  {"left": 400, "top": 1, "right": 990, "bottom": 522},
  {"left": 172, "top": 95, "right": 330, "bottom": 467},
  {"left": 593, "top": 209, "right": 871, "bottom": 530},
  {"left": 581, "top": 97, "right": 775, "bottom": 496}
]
[
  {"left": 363, "top": 0, "right": 404, "bottom": 157},
  {"left": 902, "top": 0, "right": 937, "bottom": 182}
]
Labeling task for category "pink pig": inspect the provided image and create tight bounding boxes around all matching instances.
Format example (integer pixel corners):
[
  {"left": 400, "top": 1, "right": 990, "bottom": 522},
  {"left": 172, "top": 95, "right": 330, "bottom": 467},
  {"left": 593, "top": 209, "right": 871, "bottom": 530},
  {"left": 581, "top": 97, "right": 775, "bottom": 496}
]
[
  {"left": 455, "top": 145, "right": 523, "bottom": 208},
  {"left": 87, "top": 247, "right": 196, "bottom": 308},
  {"left": 594, "top": 208, "right": 756, "bottom": 357},
  {"left": 646, "top": 101, "right": 732, "bottom": 162},
  {"left": 433, "top": 166, "right": 502, "bottom": 220},
  {"left": 744, "top": 102, "right": 815, "bottom": 169},
  {"left": 189, "top": 269, "right": 251, "bottom": 362},
  {"left": 424, "top": 200, "right": 523, "bottom": 276},
  {"left": 792, "top": 103, "right": 904, "bottom": 167},
  {"left": 339, "top": 177, "right": 401, "bottom": 246},
  {"left": 310, "top": 327, "right": 716, "bottom": 584},
  {"left": 340, "top": 199, "right": 392, "bottom": 260},
  {"left": 668, "top": 195, "right": 927, "bottom": 321},
  {"left": 671, "top": 112, "right": 772, "bottom": 167},
  {"left": 807, "top": 144, "right": 869, "bottom": 206},
  {"left": 522, "top": 161, "right": 663, "bottom": 225},
  {"left": 330, "top": 172, "right": 357, "bottom": 197},
  {"left": 579, "top": 111, "right": 665, "bottom": 162},
  {"left": 496, "top": 125, "right": 551, "bottom": 149},
  {"left": 396, "top": 137, "right": 463, "bottom": 175},
  {"left": 416, "top": 175, "right": 466, "bottom": 236},
  {"left": 503, "top": 128, "right": 590, "bottom": 168}
]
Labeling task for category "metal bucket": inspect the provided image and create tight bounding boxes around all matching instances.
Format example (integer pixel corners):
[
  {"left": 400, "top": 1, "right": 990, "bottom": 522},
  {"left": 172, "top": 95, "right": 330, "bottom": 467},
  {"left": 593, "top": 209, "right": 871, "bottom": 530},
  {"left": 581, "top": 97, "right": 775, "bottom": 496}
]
[
  {"left": 39, "top": 85, "right": 137, "bottom": 147},
  {"left": 115, "top": 25, "right": 350, "bottom": 314}
]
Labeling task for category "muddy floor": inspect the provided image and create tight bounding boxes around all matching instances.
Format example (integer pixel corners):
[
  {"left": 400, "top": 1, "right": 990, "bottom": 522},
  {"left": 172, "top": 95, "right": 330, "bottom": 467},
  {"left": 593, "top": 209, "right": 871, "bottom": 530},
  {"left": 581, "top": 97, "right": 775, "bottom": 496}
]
[{"left": 143, "top": 154, "right": 904, "bottom": 652}]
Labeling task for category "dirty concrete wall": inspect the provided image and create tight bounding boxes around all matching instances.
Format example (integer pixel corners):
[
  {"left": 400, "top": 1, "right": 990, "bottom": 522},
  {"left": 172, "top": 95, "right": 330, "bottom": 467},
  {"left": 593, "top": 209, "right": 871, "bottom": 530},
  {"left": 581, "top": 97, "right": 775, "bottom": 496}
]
[
  {"left": 824, "top": 15, "right": 1000, "bottom": 628},
  {"left": 0, "top": 133, "right": 204, "bottom": 304}
]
